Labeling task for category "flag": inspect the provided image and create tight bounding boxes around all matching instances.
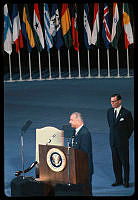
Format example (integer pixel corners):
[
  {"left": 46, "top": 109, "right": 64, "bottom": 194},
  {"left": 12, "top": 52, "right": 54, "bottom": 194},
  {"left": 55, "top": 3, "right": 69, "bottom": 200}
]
[
  {"left": 22, "top": 4, "right": 35, "bottom": 52},
  {"left": 102, "top": 3, "right": 111, "bottom": 49},
  {"left": 4, "top": 4, "right": 12, "bottom": 54},
  {"left": 111, "top": 3, "right": 121, "bottom": 49},
  {"left": 33, "top": 3, "right": 44, "bottom": 52},
  {"left": 72, "top": 4, "right": 79, "bottom": 51},
  {"left": 50, "top": 4, "right": 56, "bottom": 38},
  {"left": 84, "top": 4, "right": 92, "bottom": 49},
  {"left": 51, "top": 4, "right": 64, "bottom": 49},
  {"left": 44, "top": 3, "right": 53, "bottom": 52},
  {"left": 61, "top": 4, "right": 72, "bottom": 49},
  {"left": 91, "top": 3, "right": 100, "bottom": 47},
  {"left": 12, "top": 4, "right": 23, "bottom": 53},
  {"left": 122, "top": 3, "right": 134, "bottom": 49}
]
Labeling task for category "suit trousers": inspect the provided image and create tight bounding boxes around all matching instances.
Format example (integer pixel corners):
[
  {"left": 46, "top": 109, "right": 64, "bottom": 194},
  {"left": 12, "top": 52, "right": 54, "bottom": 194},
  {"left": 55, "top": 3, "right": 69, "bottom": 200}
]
[{"left": 111, "top": 146, "right": 129, "bottom": 184}]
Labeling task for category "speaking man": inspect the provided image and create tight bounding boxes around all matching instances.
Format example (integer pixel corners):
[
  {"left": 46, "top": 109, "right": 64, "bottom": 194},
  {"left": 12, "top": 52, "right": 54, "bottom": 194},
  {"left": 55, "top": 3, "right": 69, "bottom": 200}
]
[{"left": 69, "top": 112, "right": 94, "bottom": 195}]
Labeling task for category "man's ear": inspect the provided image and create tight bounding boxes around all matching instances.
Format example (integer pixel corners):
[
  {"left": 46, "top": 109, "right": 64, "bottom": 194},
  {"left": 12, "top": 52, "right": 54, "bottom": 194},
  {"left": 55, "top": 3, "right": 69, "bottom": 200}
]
[{"left": 119, "top": 99, "right": 122, "bottom": 105}]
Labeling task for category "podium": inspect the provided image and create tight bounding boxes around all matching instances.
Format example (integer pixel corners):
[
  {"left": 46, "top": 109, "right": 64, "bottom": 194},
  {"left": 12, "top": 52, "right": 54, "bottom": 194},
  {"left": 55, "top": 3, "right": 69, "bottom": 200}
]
[{"left": 36, "top": 144, "right": 90, "bottom": 195}]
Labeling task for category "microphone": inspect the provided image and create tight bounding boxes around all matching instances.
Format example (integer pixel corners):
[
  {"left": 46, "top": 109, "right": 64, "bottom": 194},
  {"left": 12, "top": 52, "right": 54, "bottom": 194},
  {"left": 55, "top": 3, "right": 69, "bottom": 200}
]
[
  {"left": 71, "top": 134, "right": 75, "bottom": 147},
  {"left": 47, "top": 134, "right": 56, "bottom": 144},
  {"left": 21, "top": 120, "right": 32, "bottom": 133}
]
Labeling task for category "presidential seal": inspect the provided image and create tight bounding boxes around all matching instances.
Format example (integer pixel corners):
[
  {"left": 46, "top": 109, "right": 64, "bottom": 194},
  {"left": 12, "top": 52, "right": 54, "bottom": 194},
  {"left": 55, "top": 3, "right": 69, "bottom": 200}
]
[{"left": 47, "top": 148, "right": 66, "bottom": 172}]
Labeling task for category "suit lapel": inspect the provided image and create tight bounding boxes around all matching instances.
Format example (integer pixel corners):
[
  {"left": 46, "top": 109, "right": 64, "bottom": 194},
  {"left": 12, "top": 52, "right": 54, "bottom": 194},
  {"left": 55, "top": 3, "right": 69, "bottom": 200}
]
[
  {"left": 116, "top": 107, "right": 124, "bottom": 121},
  {"left": 75, "top": 125, "right": 84, "bottom": 138},
  {"left": 111, "top": 107, "right": 123, "bottom": 122},
  {"left": 111, "top": 108, "right": 116, "bottom": 121},
  {"left": 72, "top": 127, "right": 83, "bottom": 148}
]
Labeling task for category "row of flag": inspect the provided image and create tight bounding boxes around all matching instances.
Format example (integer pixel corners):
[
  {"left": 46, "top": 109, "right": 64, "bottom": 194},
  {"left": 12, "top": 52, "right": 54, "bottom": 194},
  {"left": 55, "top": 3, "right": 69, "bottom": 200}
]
[{"left": 4, "top": 3, "right": 134, "bottom": 56}]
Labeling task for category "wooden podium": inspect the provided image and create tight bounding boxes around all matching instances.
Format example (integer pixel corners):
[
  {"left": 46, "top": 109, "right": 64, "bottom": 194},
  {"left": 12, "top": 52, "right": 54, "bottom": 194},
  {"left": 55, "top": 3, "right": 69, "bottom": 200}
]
[{"left": 35, "top": 144, "right": 90, "bottom": 195}]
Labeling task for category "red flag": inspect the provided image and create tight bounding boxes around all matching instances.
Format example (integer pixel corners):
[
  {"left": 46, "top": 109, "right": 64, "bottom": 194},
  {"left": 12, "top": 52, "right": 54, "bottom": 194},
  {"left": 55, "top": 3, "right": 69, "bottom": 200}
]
[
  {"left": 12, "top": 4, "right": 23, "bottom": 53},
  {"left": 102, "top": 3, "right": 111, "bottom": 49},
  {"left": 33, "top": 3, "right": 44, "bottom": 52},
  {"left": 61, "top": 4, "right": 72, "bottom": 49},
  {"left": 72, "top": 4, "right": 79, "bottom": 51},
  {"left": 122, "top": 3, "right": 134, "bottom": 49}
]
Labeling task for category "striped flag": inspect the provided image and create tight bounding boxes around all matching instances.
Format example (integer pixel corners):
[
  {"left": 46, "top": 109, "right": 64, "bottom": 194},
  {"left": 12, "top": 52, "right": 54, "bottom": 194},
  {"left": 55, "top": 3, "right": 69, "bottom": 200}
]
[
  {"left": 33, "top": 4, "right": 44, "bottom": 52},
  {"left": 102, "top": 3, "right": 111, "bottom": 49},
  {"left": 84, "top": 4, "right": 92, "bottom": 49},
  {"left": 61, "top": 4, "right": 72, "bottom": 49},
  {"left": 72, "top": 4, "right": 79, "bottom": 51},
  {"left": 4, "top": 4, "right": 13, "bottom": 55},
  {"left": 22, "top": 4, "right": 35, "bottom": 52},
  {"left": 12, "top": 4, "right": 23, "bottom": 53},
  {"left": 91, "top": 3, "right": 100, "bottom": 47},
  {"left": 122, "top": 3, "right": 134, "bottom": 49},
  {"left": 44, "top": 3, "right": 53, "bottom": 52},
  {"left": 51, "top": 4, "right": 64, "bottom": 49},
  {"left": 111, "top": 3, "right": 121, "bottom": 49}
]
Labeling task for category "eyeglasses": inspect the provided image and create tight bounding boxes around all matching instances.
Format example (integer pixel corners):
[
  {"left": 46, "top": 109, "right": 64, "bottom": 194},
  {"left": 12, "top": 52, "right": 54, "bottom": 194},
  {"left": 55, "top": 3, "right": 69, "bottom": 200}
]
[{"left": 111, "top": 100, "right": 118, "bottom": 103}]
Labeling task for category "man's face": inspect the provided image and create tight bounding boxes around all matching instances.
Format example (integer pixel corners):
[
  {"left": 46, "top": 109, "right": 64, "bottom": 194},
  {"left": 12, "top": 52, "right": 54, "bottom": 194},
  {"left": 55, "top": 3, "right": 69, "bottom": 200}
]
[
  {"left": 111, "top": 96, "right": 121, "bottom": 108},
  {"left": 69, "top": 114, "right": 78, "bottom": 128}
]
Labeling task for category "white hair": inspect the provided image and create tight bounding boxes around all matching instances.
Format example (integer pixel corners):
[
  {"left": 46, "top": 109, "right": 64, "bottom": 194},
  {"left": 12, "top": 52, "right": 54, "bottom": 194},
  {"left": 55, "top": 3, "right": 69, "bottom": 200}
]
[{"left": 71, "top": 112, "right": 83, "bottom": 123}]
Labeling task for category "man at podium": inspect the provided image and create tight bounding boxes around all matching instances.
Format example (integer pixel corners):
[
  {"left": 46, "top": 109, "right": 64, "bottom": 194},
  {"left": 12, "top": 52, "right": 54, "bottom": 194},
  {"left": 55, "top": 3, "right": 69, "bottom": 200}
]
[{"left": 69, "top": 112, "right": 94, "bottom": 195}]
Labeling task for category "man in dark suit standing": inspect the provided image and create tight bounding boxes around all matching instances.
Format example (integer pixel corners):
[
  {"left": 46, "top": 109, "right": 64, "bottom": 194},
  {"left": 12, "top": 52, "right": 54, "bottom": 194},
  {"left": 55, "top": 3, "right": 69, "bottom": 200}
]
[
  {"left": 69, "top": 112, "right": 94, "bottom": 195},
  {"left": 107, "top": 94, "right": 134, "bottom": 188}
]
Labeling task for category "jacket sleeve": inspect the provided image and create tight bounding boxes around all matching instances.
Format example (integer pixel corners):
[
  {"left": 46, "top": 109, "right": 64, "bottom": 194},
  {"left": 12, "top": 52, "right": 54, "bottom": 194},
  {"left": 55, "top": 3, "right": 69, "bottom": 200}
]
[
  {"left": 81, "top": 131, "right": 92, "bottom": 154},
  {"left": 107, "top": 109, "right": 111, "bottom": 127},
  {"left": 127, "top": 111, "right": 134, "bottom": 138},
  {"left": 80, "top": 130, "right": 93, "bottom": 175}
]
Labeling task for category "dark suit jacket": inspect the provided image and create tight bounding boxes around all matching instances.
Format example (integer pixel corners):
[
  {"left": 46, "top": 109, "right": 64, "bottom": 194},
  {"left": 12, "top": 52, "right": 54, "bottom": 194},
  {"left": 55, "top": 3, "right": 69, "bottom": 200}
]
[
  {"left": 71, "top": 126, "right": 94, "bottom": 176},
  {"left": 107, "top": 107, "right": 134, "bottom": 149}
]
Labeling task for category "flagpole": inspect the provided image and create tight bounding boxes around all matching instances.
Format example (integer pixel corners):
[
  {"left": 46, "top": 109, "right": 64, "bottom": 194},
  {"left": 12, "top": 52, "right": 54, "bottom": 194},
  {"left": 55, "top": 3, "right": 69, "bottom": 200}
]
[
  {"left": 28, "top": 52, "right": 32, "bottom": 80},
  {"left": 127, "top": 48, "right": 130, "bottom": 77},
  {"left": 48, "top": 52, "right": 52, "bottom": 79},
  {"left": 58, "top": 49, "right": 61, "bottom": 79},
  {"left": 18, "top": 51, "right": 22, "bottom": 81},
  {"left": 68, "top": 49, "right": 71, "bottom": 79},
  {"left": 9, "top": 54, "right": 12, "bottom": 81},
  {"left": 38, "top": 51, "right": 42, "bottom": 80},
  {"left": 98, "top": 48, "right": 100, "bottom": 77},
  {"left": 117, "top": 48, "right": 120, "bottom": 77},
  {"left": 107, "top": 49, "right": 110, "bottom": 77},
  {"left": 78, "top": 50, "right": 81, "bottom": 78},
  {"left": 87, "top": 49, "right": 91, "bottom": 78}
]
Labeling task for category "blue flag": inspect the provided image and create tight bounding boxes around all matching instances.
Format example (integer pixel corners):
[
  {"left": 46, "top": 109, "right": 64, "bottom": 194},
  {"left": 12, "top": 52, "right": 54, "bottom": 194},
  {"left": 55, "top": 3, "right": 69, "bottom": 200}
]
[
  {"left": 44, "top": 4, "right": 53, "bottom": 52},
  {"left": 84, "top": 4, "right": 92, "bottom": 49},
  {"left": 102, "top": 3, "right": 111, "bottom": 49},
  {"left": 51, "top": 4, "right": 64, "bottom": 49},
  {"left": 4, "top": 4, "right": 13, "bottom": 54}
]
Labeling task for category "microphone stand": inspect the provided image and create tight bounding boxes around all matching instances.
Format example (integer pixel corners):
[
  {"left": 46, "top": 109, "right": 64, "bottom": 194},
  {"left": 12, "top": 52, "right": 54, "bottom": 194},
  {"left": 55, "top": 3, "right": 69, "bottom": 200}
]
[
  {"left": 62, "top": 125, "right": 74, "bottom": 186},
  {"left": 21, "top": 130, "right": 25, "bottom": 179},
  {"left": 20, "top": 120, "right": 32, "bottom": 179},
  {"left": 67, "top": 138, "right": 71, "bottom": 186}
]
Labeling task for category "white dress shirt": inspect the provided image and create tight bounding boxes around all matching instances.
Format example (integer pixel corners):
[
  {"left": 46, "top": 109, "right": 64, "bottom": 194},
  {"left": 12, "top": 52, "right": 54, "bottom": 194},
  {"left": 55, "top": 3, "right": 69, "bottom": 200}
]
[
  {"left": 114, "top": 105, "right": 122, "bottom": 118},
  {"left": 72, "top": 124, "right": 84, "bottom": 146},
  {"left": 75, "top": 124, "right": 84, "bottom": 135}
]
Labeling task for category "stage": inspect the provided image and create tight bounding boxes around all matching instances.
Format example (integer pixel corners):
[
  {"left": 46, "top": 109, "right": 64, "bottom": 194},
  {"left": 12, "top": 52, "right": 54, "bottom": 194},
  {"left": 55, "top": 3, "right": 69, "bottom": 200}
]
[{"left": 4, "top": 77, "right": 134, "bottom": 196}]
